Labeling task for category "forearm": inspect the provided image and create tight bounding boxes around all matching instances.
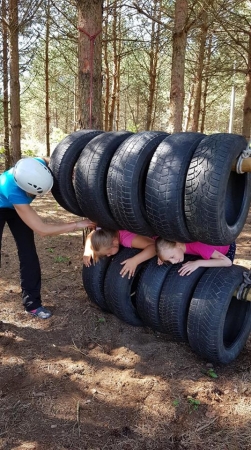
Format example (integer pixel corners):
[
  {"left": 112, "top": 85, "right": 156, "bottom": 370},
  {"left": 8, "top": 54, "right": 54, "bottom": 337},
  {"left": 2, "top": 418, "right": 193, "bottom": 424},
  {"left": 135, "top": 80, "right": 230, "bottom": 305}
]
[
  {"left": 197, "top": 257, "right": 232, "bottom": 268},
  {"left": 131, "top": 244, "right": 156, "bottom": 265},
  {"left": 42, "top": 156, "right": 50, "bottom": 165},
  {"left": 38, "top": 220, "right": 82, "bottom": 237},
  {"left": 14, "top": 204, "right": 93, "bottom": 237}
]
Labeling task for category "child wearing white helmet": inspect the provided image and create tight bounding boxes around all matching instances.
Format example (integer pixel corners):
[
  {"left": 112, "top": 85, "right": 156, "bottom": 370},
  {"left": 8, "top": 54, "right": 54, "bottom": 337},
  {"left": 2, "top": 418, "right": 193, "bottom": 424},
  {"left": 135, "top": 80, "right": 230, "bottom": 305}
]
[{"left": 0, "top": 157, "right": 95, "bottom": 319}]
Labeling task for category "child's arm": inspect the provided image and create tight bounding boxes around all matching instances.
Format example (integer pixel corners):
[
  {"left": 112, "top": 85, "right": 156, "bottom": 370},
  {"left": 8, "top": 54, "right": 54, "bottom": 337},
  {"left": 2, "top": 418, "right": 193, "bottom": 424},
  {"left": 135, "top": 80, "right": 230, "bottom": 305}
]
[
  {"left": 120, "top": 235, "right": 156, "bottom": 279},
  {"left": 83, "top": 231, "right": 95, "bottom": 267},
  {"left": 178, "top": 250, "right": 232, "bottom": 276}
]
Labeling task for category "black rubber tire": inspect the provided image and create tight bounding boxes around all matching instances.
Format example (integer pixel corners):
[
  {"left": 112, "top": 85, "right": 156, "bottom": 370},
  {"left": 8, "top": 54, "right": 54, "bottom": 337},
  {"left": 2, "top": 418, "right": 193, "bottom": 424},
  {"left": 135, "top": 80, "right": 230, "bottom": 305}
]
[
  {"left": 104, "top": 247, "right": 147, "bottom": 326},
  {"left": 187, "top": 264, "right": 251, "bottom": 364},
  {"left": 49, "top": 130, "right": 104, "bottom": 216},
  {"left": 135, "top": 257, "right": 173, "bottom": 332},
  {"left": 145, "top": 132, "right": 206, "bottom": 241},
  {"left": 185, "top": 133, "right": 251, "bottom": 244},
  {"left": 107, "top": 131, "right": 168, "bottom": 236},
  {"left": 75, "top": 131, "right": 133, "bottom": 229},
  {"left": 159, "top": 257, "right": 207, "bottom": 342},
  {"left": 82, "top": 257, "right": 112, "bottom": 312}
]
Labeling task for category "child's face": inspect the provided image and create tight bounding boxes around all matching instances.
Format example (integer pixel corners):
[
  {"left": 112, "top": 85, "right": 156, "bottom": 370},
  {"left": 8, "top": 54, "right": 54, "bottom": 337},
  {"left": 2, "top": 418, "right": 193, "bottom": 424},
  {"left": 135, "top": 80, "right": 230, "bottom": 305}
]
[
  {"left": 160, "top": 244, "right": 184, "bottom": 264},
  {"left": 99, "top": 238, "right": 120, "bottom": 257}
]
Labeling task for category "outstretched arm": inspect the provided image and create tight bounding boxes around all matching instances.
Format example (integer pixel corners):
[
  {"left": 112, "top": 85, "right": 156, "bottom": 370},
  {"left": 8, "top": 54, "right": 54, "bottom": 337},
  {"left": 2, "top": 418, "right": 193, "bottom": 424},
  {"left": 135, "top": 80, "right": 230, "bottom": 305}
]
[
  {"left": 14, "top": 204, "right": 95, "bottom": 237},
  {"left": 120, "top": 235, "right": 156, "bottom": 278},
  {"left": 178, "top": 250, "right": 232, "bottom": 276}
]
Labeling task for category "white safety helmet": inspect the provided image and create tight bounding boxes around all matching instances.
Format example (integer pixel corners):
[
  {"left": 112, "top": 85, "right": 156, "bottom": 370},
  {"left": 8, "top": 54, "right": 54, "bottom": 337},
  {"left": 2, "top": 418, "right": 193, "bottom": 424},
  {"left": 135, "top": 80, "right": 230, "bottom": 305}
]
[{"left": 14, "top": 158, "right": 54, "bottom": 195}]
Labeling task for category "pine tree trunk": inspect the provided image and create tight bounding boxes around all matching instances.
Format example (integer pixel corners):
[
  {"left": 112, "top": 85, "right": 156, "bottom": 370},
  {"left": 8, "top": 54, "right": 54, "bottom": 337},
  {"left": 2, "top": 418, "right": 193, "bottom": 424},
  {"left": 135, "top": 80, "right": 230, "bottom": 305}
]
[
  {"left": 200, "top": 34, "right": 212, "bottom": 133},
  {"left": 9, "top": 0, "right": 21, "bottom": 164},
  {"left": 184, "top": 83, "right": 194, "bottom": 131},
  {"left": 108, "top": 0, "right": 119, "bottom": 131},
  {"left": 45, "top": 0, "right": 50, "bottom": 157},
  {"left": 103, "top": 0, "right": 109, "bottom": 131},
  {"left": 169, "top": 0, "right": 188, "bottom": 132},
  {"left": 77, "top": 0, "right": 103, "bottom": 130},
  {"left": 242, "top": 31, "right": 251, "bottom": 139},
  {"left": 1, "top": 0, "right": 10, "bottom": 169},
  {"left": 146, "top": 2, "right": 161, "bottom": 131},
  {"left": 191, "top": 18, "right": 208, "bottom": 132}
]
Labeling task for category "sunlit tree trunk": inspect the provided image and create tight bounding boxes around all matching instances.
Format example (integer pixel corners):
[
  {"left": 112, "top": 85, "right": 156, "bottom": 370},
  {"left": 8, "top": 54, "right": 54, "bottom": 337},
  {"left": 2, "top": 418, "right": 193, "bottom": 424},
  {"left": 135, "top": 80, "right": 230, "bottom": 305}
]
[
  {"left": 185, "top": 83, "right": 194, "bottom": 131},
  {"left": 169, "top": 0, "right": 188, "bottom": 132},
  {"left": 1, "top": 0, "right": 10, "bottom": 169},
  {"left": 146, "top": 1, "right": 161, "bottom": 130},
  {"left": 103, "top": 0, "right": 110, "bottom": 130},
  {"left": 242, "top": 31, "right": 251, "bottom": 139},
  {"left": 191, "top": 16, "right": 208, "bottom": 131},
  {"left": 9, "top": 0, "right": 21, "bottom": 164},
  {"left": 200, "top": 33, "right": 212, "bottom": 133},
  {"left": 77, "top": 0, "right": 103, "bottom": 129},
  {"left": 108, "top": 0, "right": 119, "bottom": 130},
  {"left": 45, "top": 0, "right": 50, "bottom": 156},
  {"left": 116, "top": 55, "right": 121, "bottom": 131}
]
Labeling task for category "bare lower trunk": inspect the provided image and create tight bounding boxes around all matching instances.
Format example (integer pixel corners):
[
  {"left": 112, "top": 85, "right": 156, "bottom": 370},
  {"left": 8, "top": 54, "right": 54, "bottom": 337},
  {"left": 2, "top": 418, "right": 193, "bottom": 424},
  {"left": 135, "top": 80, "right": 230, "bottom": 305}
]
[
  {"left": 191, "top": 17, "right": 208, "bottom": 132},
  {"left": 2, "top": 0, "right": 10, "bottom": 169},
  {"left": 77, "top": 0, "right": 103, "bottom": 130},
  {"left": 45, "top": 0, "right": 50, "bottom": 157},
  {"left": 9, "top": 0, "right": 21, "bottom": 164},
  {"left": 242, "top": 32, "right": 251, "bottom": 139},
  {"left": 146, "top": 2, "right": 161, "bottom": 131},
  {"left": 169, "top": 0, "right": 188, "bottom": 132}
]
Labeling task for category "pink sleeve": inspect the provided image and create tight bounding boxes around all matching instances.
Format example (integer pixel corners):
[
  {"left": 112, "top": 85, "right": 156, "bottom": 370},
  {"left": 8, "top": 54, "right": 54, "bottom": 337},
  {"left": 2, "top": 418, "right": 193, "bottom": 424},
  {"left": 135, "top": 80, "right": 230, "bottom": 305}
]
[
  {"left": 119, "top": 230, "right": 137, "bottom": 248},
  {"left": 185, "top": 242, "right": 215, "bottom": 259},
  {"left": 185, "top": 242, "right": 229, "bottom": 259}
]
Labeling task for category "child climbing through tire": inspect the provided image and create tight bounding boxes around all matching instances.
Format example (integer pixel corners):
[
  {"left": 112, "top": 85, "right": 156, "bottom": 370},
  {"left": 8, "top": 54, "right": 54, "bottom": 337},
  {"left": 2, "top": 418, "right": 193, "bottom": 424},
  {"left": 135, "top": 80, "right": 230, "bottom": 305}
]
[
  {"left": 83, "top": 228, "right": 156, "bottom": 279},
  {"left": 155, "top": 238, "right": 236, "bottom": 276}
]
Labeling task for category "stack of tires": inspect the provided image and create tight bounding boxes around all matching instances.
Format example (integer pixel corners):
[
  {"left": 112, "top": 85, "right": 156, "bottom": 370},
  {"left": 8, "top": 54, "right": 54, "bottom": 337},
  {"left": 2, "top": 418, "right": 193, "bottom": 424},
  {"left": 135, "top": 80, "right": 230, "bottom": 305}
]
[{"left": 49, "top": 130, "right": 251, "bottom": 364}]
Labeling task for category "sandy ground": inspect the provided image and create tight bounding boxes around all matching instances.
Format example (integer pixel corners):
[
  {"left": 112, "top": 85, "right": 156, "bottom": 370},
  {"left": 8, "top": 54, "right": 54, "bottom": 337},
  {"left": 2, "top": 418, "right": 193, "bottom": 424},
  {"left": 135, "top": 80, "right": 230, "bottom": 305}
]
[{"left": 1, "top": 193, "right": 251, "bottom": 450}]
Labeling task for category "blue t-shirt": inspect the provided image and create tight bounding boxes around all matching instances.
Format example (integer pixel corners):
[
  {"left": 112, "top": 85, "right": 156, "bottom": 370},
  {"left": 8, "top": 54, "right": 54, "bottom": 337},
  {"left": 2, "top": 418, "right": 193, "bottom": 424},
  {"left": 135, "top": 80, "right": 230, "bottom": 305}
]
[{"left": 0, "top": 157, "right": 46, "bottom": 209}]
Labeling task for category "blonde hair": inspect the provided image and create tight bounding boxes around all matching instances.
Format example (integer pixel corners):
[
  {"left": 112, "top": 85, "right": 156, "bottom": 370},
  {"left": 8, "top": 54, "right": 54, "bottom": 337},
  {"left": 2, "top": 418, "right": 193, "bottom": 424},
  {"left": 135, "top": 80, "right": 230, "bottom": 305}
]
[
  {"left": 155, "top": 237, "right": 176, "bottom": 260},
  {"left": 90, "top": 229, "right": 119, "bottom": 261}
]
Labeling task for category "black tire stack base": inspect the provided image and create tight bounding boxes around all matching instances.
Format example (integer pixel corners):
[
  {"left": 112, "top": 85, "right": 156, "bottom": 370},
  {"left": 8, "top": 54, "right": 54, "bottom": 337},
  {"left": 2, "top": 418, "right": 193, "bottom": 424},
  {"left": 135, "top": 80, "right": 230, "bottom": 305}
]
[{"left": 49, "top": 129, "right": 251, "bottom": 364}]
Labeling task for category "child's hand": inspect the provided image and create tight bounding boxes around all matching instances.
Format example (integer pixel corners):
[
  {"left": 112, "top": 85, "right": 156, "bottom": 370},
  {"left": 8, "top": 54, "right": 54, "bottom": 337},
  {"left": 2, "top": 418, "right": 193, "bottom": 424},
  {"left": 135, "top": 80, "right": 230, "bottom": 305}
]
[
  {"left": 178, "top": 260, "right": 200, "bottom": 276},
  {"left": 120, "top": 258, "right": 137, "bottom": 279},
  {"left": 157, "top": 257, "right": 163, "bottom": 266},
  {"left": 81, "top": 219, "right": 96, "bottom": 228},
  {"left": 83, "top": 255, "right": 92, "bottom": 267}
]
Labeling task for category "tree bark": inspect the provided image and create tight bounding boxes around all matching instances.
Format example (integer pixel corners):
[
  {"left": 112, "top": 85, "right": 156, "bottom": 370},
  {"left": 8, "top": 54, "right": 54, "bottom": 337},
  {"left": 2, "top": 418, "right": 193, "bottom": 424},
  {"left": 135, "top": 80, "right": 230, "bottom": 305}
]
[
  {"left": 108, "top": 0, "right": 119, "bottom": 131},
  {"left": 146, "top": 1, "right": 161, "bottom": 131},
  {"left": 200, "top": 33, "right": 212, "bottom": 133},
  {"left": 45, "top": 0, "right": 50, "bottom": 157},
  {"left": 1, "top": 0, "right": 11, "bottom": 169},
  {"left": 191, "top": 17, "right": 208, "bottom": 131},
  {"left": 169, "top": 0, "right": 188, "bottom": 132},
  {"left": 9, "top": 0, "right": 21, "bottom": 164},
  {"left": 242, "top": 31, "right": 251, "bottom": 139},
  {"left": 77, "top": 0, "right": 103, "bottom": 130},
  {"left": 103, "top": 0, "right": 110, "bottom": 131}
]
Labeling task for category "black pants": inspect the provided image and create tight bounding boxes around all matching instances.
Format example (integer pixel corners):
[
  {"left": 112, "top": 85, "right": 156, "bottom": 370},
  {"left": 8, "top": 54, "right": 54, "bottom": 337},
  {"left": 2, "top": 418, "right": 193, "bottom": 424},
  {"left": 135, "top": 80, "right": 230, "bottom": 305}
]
[
  {"left": 0, "top": 208, "right": 42, "bottom": 311},
  {"left": 226, "top": 241, "right": 236, "bottom": 262}
]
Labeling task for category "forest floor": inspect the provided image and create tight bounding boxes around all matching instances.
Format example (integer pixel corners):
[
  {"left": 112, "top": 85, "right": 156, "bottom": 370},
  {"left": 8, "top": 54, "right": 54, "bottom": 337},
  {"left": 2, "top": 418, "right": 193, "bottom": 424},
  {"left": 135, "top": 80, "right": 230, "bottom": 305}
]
[{"left": 1, "top": 190, "right": 251, "bottom": 450}]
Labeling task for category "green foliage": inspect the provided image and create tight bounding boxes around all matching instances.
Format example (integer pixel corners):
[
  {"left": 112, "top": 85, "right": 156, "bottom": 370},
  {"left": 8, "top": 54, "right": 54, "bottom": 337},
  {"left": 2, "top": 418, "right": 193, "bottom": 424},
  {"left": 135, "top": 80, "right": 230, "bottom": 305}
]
[
  {"left": 54, "top": 255, "right": 70, "bottom": 263},
  {"left": 51, "top": 127, "right": 67, "bottom": 144},
  {"left": 187, "top": 397, "right": 200, "bottom": 412},
  {"left": 201, "top": 368, "right": 218, "bottom": 379},
  {"left": 3, "top": 0, "right": 251, "bottom": 148},
  {"left": 97, "top": 317, "right": 106, "bottom": 324}
]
